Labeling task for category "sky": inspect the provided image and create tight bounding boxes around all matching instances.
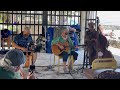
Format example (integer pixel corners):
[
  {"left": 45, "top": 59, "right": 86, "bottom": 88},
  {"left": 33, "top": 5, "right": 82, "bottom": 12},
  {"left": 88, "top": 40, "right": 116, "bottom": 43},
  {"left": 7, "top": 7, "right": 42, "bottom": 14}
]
[{"left": 97, "top": 11, "right": 120, "bottom": 26}]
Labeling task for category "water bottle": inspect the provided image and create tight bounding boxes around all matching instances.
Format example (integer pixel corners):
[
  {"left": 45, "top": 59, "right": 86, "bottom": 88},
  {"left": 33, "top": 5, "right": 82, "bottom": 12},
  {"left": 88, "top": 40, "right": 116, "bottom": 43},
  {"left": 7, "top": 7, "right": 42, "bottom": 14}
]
[{"left": 47, "top": 34, "right": 50, "bottom": 42}]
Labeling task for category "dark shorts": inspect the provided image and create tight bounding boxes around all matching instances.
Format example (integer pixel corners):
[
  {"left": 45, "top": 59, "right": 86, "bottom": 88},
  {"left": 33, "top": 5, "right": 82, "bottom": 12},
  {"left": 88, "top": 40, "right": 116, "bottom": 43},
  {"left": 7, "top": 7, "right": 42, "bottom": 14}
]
[
  {"left": 2, "top": 36, "right": 9, "bottom": 38},
  {"left": 59, "top": 51, "right": 78, "bottom": 62},
  {"left": 23, "top": 52, "right": 31, "bottom": 55},
  {"left": 1, "top": 38, "right": 9, "bottom": 41},
  {"left": 15, "top": 48, "right": 31, "bottom": 55}
]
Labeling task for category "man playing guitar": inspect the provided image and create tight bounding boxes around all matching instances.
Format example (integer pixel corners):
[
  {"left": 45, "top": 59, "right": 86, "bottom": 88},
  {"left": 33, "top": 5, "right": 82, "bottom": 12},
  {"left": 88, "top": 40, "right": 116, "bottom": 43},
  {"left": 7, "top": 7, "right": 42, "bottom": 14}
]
[{"left": 51, "top": 27, "right": 78, "bottom": 73}]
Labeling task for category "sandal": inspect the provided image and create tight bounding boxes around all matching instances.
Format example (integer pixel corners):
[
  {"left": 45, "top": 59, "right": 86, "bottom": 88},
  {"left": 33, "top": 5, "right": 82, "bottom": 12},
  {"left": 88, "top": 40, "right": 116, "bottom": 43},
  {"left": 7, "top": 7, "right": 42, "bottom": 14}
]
[{"left": 63, "top": 68, "right": 69, "bottom": 73}]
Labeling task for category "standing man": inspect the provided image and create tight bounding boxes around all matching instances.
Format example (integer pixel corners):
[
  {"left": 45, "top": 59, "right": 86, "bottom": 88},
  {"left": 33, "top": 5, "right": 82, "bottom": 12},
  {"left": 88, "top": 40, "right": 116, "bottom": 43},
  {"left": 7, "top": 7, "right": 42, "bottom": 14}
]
[
  {"left": 12, "top": 27, "right": 37, "bottom": 67},
  {"left": 85, "top": 22, "right": 98, "bottom": 67},
  {"left": 1, "top": 29, "right": 12, "bottom": 50}
]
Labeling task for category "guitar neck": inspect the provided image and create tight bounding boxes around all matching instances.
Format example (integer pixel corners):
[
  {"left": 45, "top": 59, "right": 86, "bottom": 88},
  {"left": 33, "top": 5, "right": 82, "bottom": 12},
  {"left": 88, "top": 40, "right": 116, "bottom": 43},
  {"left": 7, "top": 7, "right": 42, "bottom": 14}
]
[
  {"left": 78, "top": 44, "right": 86, "bottom": 47},
  {"left": 64, "top": 44, "right": 86, "bottom": 48}
]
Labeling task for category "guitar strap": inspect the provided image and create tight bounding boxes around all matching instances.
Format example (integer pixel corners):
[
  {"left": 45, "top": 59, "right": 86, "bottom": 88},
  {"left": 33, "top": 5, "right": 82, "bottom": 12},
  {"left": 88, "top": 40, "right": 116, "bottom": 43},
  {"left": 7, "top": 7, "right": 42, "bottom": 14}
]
[{"left": 66, "top": 38, "right": 71, "bottom": 47}]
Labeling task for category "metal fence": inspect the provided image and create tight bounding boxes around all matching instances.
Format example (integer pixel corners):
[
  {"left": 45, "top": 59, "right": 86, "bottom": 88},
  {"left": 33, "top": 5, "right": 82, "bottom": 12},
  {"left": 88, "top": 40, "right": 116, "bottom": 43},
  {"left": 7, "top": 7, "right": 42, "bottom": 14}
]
[{"left": 0, "top": 11, "right": 81, "bottom": 50}]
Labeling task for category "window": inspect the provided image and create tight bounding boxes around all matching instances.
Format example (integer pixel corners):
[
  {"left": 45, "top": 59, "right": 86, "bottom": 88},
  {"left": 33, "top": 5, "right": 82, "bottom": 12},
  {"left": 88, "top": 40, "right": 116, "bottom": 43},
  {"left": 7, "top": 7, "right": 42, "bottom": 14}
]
[{"left": 0, "top": 11, "right": 43, "bottom": 43}]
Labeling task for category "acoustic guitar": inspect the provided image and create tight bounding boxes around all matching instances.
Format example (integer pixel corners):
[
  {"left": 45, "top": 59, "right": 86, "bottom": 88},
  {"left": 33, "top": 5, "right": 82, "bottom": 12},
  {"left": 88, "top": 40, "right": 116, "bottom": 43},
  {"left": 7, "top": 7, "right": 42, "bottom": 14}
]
[
  {"left": 52, "top": 42, "right": 71, "bottom": 55},
  {"left": 52, "top": 42, "right": 86, "bottom": 55}
]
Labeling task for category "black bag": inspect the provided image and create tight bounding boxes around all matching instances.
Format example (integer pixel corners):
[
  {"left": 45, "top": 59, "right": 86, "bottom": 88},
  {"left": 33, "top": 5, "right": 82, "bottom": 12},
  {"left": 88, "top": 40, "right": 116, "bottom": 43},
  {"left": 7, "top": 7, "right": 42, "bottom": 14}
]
[
  {"left": 97, "top": 70, "right": 120, "bottom": 79},
  {"left": 0, "top": 50, "right": 9, "bottom": 54}
]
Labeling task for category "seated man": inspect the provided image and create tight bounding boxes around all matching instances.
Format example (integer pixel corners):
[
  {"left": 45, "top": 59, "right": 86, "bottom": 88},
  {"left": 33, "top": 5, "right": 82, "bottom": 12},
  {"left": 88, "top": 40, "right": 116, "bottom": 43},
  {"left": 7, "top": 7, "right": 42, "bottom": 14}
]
[
  {"left": 0, "top": 49, "right": 36, "bottom": 79},
  {"left": 51, "top": 27, "right": 78, "bottom": 73},
  {"left": 1, "top": 29, "right": 12, "bottom": 50},
  {"left": 12, "top": 27, "right": 37, "bottom": 67}
]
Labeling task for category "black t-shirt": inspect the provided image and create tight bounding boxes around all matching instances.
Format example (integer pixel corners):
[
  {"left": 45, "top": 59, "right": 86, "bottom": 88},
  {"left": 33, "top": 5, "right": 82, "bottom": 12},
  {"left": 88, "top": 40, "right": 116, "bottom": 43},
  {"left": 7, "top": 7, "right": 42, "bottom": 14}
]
[{"left": 86, "top": 29, "right": 98, "bottom": 40}]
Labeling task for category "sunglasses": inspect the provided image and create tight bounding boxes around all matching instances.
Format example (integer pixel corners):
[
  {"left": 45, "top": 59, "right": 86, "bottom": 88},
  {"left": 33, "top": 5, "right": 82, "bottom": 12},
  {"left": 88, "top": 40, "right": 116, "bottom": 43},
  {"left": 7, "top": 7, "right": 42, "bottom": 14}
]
[
  {"left": 65, "top": 32, "right": 68, "bottom": 35},
  {"left": 24, "top": 34, "right": 29, "bottom": 37}
]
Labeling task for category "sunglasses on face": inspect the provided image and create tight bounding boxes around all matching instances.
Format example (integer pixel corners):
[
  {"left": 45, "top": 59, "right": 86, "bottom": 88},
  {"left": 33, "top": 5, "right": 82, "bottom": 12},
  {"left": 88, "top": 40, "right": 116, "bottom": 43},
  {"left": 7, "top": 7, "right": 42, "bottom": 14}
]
[
  {"left": 24, "top": 34, "right": 29, "bottom": 37},
  {"left": 65, "top": 32, "right": 68, "bottom": 35}
]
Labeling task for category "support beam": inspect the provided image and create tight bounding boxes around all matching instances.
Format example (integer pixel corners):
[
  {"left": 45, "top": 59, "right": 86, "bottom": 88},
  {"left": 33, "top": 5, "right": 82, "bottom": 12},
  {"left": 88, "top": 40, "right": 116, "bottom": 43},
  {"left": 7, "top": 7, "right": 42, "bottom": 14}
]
[
  {"left": 42, "top": 11, "right": 48, "bottom": 52},
  {"left": 42, "top": 11, "right": 48, "bottom": 26},
  {"left": 60, "top": 11, "right": 64, "bottom": 25},
  {"left": 80, "top": 11, "right": 86, "bottom": 45},
  {"left": 0, "top": 30, "right": 2, "bottom": 50}
]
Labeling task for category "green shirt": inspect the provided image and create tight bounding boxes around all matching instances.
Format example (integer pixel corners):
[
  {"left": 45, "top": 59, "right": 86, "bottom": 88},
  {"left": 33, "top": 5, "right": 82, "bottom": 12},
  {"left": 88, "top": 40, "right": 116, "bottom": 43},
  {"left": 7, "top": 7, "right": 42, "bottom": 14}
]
[
  {"left": 14, "top": 71, "right": 22, "bottom": 79},
  {"left": 0, "top": 67, "right": 21, "bottom": 79},
  {"left": 51, "top": 36, "right": 74, "bottom": 54}
]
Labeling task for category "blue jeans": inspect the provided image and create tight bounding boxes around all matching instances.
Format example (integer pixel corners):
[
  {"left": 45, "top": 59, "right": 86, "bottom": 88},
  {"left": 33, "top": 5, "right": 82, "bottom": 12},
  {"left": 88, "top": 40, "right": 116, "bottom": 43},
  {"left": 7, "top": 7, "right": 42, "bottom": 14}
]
[{"left": 59, "top": 51, "right": 78, "bottom": 62}]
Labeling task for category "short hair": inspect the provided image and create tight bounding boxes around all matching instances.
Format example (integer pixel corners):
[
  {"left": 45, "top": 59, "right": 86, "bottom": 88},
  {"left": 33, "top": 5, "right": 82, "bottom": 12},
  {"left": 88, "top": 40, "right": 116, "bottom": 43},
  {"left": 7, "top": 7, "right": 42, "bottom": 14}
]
[
  {"left": 24, "top": 27, "right": 30, "bottom": 31},
  {"left": 4, "top": 29, "right": 9, "bottom": 33},
  {"left": 61, "top": 27, "right": 69, "bottom": 32},
  {"left": 54, "top": 26, "right": 69, "bottom": 38},
  {"left": 57, "top": 26, "right": 69, "bottom": 35}
]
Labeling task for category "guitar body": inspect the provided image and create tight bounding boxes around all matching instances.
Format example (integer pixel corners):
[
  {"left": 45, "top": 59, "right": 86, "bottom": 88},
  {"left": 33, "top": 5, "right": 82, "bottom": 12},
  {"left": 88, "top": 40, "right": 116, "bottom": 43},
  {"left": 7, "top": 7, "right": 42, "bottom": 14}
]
[{"left": 52, "top": 42, "right": 70, "bottom": 55}]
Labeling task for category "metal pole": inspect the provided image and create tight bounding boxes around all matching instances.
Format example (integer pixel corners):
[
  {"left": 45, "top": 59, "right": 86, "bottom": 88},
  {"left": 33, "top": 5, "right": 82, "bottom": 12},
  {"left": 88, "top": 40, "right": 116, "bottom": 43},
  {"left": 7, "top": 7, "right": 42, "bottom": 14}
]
[
  {"left": 42, "top": 11, "right": 48, "bottom": 52},
  {"left": 80, "top": 11, "right": 86, "bottom": 69},
  {"left": 80, "top": 11, "right": 86, "bottom": 45},
  {"left": 0, "top": 30, "right": 2, "bottom": 50}
]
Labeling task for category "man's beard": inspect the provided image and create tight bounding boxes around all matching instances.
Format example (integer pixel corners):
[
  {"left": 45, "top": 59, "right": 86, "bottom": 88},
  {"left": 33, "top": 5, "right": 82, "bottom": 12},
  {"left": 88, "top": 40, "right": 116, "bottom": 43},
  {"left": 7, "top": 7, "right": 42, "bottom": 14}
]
[{"left": 24, "top": 34, "right": 29, "bottom": 37}]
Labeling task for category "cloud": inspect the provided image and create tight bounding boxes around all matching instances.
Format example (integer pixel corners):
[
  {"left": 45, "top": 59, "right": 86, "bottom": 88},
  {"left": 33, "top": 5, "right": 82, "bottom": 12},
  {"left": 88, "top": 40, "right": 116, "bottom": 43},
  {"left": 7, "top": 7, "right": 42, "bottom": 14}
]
[{"left": 97, "top": 11, "right": 120, "bottom": 26}]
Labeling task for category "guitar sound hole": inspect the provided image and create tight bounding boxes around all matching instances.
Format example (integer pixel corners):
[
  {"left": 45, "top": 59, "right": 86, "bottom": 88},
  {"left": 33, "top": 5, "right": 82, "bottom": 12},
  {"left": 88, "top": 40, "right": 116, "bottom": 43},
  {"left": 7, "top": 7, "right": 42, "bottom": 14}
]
[{"left": 58, "top": 46, "right": 66, "bottom": 51}]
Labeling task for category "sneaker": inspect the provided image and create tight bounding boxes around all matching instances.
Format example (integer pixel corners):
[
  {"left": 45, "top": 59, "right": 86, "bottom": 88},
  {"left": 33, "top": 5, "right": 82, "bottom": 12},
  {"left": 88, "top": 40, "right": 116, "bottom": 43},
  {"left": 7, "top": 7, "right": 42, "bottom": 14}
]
[
  {"left": 1, "top": 48, "right": 5, "bottom": 51},
  {"left": 7, "top": 48, "right": 10, "bottom": 50},
  {"left": 63, "top": 68, "right": 69, "bottom": 73}
]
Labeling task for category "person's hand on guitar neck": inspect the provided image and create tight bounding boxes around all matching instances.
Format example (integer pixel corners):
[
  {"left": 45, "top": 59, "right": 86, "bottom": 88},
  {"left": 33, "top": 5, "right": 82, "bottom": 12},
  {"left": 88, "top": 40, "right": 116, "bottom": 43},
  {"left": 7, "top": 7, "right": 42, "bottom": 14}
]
[
  {"left": 56, "top": 43, "right": 64, "bottom": 50},
  {"left": 75, "top": 46, "right": 79, "bottom": 49}
]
